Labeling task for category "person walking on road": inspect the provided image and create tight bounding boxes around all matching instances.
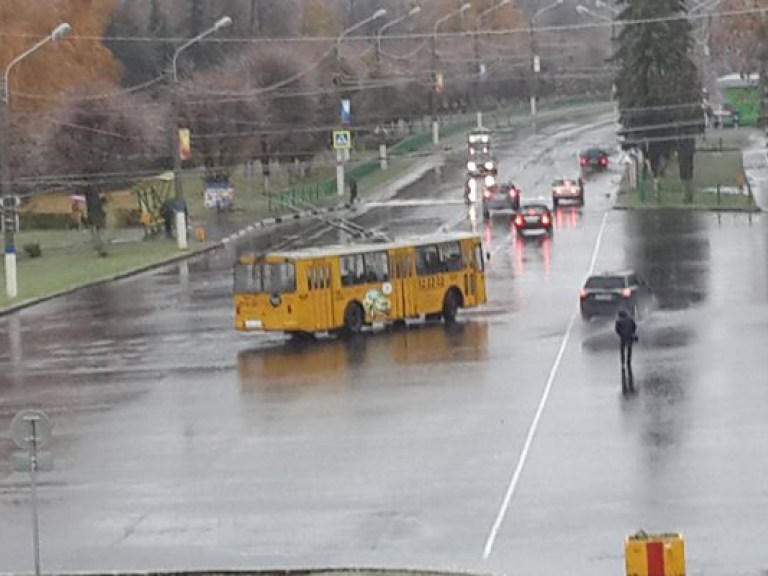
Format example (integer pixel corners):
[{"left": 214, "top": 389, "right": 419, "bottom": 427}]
[
  {"left": 615, "top": 310, "right": 638, "bottom": 369},
  {"left": 349, "top": 178, "right": 358, "bottom": 205}
]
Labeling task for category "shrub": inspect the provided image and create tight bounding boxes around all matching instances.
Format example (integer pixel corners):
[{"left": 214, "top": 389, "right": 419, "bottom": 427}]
[{"left": 23, "top": 242, "right": 42, "bottom": 258}]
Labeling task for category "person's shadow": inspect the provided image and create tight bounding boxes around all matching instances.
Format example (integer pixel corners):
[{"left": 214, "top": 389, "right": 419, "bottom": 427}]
[{"left": 622, "top": 365, "right": 636, "bottom": 396}]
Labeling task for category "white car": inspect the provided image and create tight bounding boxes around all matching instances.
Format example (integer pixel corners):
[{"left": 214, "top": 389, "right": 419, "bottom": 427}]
[{"left": 551, "top": 177, "right": 585, "bottom": 207}]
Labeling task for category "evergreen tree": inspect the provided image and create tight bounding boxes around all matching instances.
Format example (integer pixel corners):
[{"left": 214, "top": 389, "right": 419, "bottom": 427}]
[{"left": 615, "top": 0, "right": 703, "bottom": 200}]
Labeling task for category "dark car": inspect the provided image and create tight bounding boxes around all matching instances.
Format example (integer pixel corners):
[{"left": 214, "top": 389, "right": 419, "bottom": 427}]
[
  {"left": 513, "top": 203, "right": 553, "bottom": 237},
  {"left": 552, "top": 177, "right": 585, "bottom": 207},
  {"left": 579, "top": 271, "right": 652, "bottom": 321},
  {"left": 483, "top": 182, "right": 521, "bottom": 218},
  {"left": 579, "top": 148, "right": 609, "bottom": 173}
]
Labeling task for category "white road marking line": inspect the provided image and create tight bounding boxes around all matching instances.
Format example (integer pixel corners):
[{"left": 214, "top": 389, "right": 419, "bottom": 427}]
[
  {"left": 587, "top": 211, "right": 609, "bottom": 275},
  {"left": 481, "top": 209, "right": 610, "bottom": 560}
]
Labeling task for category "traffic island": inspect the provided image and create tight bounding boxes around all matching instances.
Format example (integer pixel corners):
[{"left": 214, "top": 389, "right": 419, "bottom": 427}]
[{"left": 614, "top": 129, "right": 761, "bottom": 213}]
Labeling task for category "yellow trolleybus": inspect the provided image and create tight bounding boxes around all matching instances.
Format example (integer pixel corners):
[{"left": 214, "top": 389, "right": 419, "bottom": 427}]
[{"left": 233, "top": 232, "right": 486, "bottom": 335}]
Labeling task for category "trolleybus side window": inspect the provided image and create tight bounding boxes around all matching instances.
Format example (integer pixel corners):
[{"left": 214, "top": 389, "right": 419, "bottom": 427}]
[
  {"left": 340, "top": 254, "right": 365, "bottom": 286},
  {"left": 438, "top": 241, "right": 463, "bottom": 272},
  {"left": 416, "top": 245, "right": 441, "bottom": 275},
  {"left": 263, "top": 262, "right": 295, "bottom": 293},
  {"left": 364, "top": 252, "right": 389, "bottom": 282}
]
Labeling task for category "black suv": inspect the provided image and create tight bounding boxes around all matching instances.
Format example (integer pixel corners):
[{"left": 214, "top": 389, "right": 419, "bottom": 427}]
[{"left": 580, "top": 271, "right": 652, "bottom": 321}]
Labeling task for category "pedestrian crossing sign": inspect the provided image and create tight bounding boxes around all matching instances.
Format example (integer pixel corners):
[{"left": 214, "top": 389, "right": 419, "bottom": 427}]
[{"left": 333, "top": 130, "right": 351, "bottom": 150}]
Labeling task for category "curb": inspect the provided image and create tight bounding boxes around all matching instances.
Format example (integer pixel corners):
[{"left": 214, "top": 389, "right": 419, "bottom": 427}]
[
  {"left": 612, "top": 204, "right": 762, "bottom": 213},
  {"left": 0, "top": 242, "right": 222, "bottom": 318},
  {"left": 218, "top": 204, "right": 354, "bottom": 246}
]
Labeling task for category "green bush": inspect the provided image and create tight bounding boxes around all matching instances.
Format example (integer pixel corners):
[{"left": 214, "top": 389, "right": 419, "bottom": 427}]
[
  {"left": 23, "top": 242, "right": 42, "bottom": 258},
  {"left": 19, "top": 212, "right": 72, "bottom": 230}
]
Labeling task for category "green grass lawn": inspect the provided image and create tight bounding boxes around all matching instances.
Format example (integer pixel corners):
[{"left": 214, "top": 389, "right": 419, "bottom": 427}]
[{"left": 0, "top": 234, "right": 213, "bottom": 311}]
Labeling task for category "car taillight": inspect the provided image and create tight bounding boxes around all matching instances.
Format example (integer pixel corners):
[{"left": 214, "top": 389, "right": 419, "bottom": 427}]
[
  {"left": 580, "top": 157, "right": 587, "bottom": 166},
  {"left": 580, "top": 288, "right": 587, "bottom": 299},
  {"left": 541, "top": 213, "right": 551, "bottom": 225},
  {"left": 621, "top": 288, "right": 631, "bottom": 298},
  {"left": 509, "top": 188, "right": 518, "bottom": 198},
  {"left": 514, "top": 214, "right": 524, "bottom": 226},
  {"left": 484, "top": 189, "right": 492, "bottom": 198},
  {"left": 600, "top": 157, "right": 608, "bottom": 166}
]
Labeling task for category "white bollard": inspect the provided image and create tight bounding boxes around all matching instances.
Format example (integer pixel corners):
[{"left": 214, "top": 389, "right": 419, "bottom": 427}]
[
  {"left": 432, "top": 119, "right": 440, "bottom": 146},
  {"left": 5, "top": 251, "right": 17, "bottom": 299},
  {"left": 477, "top": 111, "right": 483, "bottom": 128},
  {"left": 379, "top": 143, "right": 388, "bottom": 170},
  {"left": 175, "top": 211, "right": 188, "bottom": 250}
]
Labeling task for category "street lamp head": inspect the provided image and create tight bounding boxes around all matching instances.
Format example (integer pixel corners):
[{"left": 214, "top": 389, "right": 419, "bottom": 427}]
[
  {"left": 373, "top": 8, "right": 388, "bottom": 20},
  {"left": 409, "top": 6, "right": 422, "bottom": 16},
  {"left": 576, "top": 5, "right": 589, "bottom": 14},
  {"left": 460, "top": 2, "right": 472, "bottom": 12},
  {"left": 500, "top": 0, "right": 512, "bottom": 6},
  {"left": 51, "top": 23, "right": 71, "bottom": 41},
  {"left": 214, "top": 16, "right": 233, "bottom": 30}
]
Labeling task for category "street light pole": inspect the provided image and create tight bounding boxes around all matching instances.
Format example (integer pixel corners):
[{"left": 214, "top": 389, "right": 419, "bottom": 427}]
[
  {"left": 529, "top": 0, "right": 563, "bottom": 131},
  {"left": 432, "top": 3, "right": 472, "bottom": 146},
  {"left": 577, "top": 4, "right": 617, "bottom": 111},
  {"left": 376, "top": 6, "right": 421, "bottom": 64},
  {"left": 1, "top": 23, "right": 71, "bottom": 300},
  {"left": 474, "top": 0, "right": 511, "bottom": 129},
  {"left": 335, "top": 9, "right": 387, "bottom": 197},
  {"left": 170, "top": 16, "right": 232, "bottom": 251}
]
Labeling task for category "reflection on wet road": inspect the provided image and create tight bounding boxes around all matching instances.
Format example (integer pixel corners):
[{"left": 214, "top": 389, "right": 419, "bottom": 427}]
[{"left": 1, "top": 119, "right": 768, "bottom": 575}]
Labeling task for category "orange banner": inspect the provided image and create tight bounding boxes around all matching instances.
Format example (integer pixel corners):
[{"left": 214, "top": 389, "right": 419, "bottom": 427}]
[{"left": 178, "top": 128, "right": 191, "bottom": 161}]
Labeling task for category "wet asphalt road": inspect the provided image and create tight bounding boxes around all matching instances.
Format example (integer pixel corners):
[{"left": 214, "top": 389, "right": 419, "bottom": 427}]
[{"left": 1, "top": 118, "right": 768, "bottom": 575}]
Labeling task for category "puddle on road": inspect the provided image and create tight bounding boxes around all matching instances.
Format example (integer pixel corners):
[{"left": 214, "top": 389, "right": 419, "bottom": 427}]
[{"left": 236, "top": 321, "right": 490, "bottom": 393}]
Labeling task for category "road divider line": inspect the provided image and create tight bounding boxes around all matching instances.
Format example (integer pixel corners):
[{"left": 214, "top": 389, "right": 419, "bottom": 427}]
[
  {"left": 588, "top": 211, "right": 609, "bottom": 275},
  {"left": 481, "top": 209, "right": 610, "bottom": 560}
]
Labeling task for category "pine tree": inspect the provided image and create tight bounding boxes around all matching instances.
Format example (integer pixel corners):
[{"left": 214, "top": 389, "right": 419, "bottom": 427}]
[{"left": 615, "top": 0, "right": 703, "bottom": 201}]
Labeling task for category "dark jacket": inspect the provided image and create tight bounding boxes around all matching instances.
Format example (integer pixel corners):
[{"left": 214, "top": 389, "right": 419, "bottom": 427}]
[{"left": 615, "top": 315, "right": 637, "bottom": 343}]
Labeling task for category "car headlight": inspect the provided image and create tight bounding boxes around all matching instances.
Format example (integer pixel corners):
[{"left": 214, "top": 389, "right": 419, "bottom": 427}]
[
  {"left": 467, "top": 161, "right": 477, "bottom": 172},
  {"left": 484, "top": 161, "right": 495, "bottom": 171},
  {"left": 469, "top": 135, "right": 478, "bottom": 144},
  {"left": 484, "top": 175, "right": 496, "bottom": 187},
  {"left": 469, "top": 147, "right": 476, "bottom": 155},
  {"left": 481, "top": 135, "right": 489, "bottom": 143}
]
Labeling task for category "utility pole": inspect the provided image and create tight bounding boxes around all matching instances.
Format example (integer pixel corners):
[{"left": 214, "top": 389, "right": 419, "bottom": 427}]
[
  {"left": 432, "top": 3, "right": 471, "bottom": 146},
  {"left": 529, "top": 0, "right": 563, "bottom": 131},
  {"left": 171, "top": 16, "right": 232, "bottom": 251},
  {"left": 2, "top": 23, "right": 71, "bottom": 300},
  {"left": 431, "top": 33, "right": 439, "bottom": 146},
  {"left": 0, "top": 80, "right": 15, "bottom": 300}
]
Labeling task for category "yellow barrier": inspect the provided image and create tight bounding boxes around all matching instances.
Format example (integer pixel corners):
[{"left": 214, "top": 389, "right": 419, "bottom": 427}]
[
  {"left": 625, "top": 532, "right": 685, "bottom": 576},
  {"left": 195, "top": 227, "right": 207, "bottom": 242}
]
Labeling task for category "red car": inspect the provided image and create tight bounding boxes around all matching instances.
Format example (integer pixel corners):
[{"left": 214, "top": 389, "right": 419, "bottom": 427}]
[{"left": 513, "top": 203, "right": 553, "bottom": 237}]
